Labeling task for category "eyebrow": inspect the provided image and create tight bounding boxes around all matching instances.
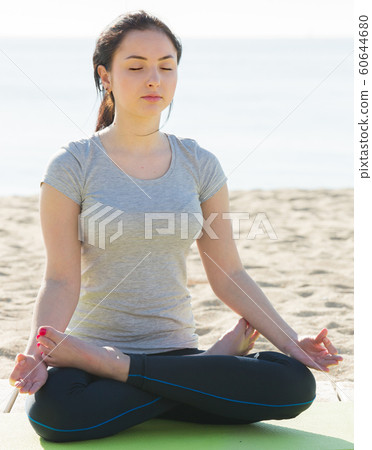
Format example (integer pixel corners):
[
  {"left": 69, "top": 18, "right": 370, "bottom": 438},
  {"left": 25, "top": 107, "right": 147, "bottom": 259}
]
[{"left": 124, "top": 55, "right": 175, "bottom": 61}]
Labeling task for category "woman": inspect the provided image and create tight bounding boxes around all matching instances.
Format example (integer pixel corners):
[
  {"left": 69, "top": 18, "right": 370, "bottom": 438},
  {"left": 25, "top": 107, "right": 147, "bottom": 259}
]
[{"left": 9, "top": 10, "right": 342, "bottom": 443}]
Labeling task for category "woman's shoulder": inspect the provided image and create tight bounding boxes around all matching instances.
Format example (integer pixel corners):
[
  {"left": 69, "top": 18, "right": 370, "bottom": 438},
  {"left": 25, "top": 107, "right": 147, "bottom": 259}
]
[
  {"left": 48, "top": 133, "right": 96, "bottom": 164},
  {"left": 168, "top": 132, "right": 197, "bottom": 148},
  {"left": 169, "top": 133, "right": 217, "bottom": 160},
  {"left": 62, "top": 133, "right": 95, "bottom": 156}
]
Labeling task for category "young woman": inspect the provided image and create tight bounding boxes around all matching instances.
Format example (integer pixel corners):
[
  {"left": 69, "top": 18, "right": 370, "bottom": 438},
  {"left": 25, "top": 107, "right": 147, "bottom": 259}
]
[{"left": 9, "top": 10, "right": 342, "bottom": 443}]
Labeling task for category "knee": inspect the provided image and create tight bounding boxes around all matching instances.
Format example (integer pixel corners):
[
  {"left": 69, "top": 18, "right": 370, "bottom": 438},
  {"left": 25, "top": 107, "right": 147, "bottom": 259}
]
[
  {"left": 25, "top": 367, "right": 92, "bottom": 442},
  {"left": 26, "top": 392, "right": 66, "bottom": 442},
  {"left": 263, "top": 357, "right": 315, "bottom": 421},
  {"left": 260, "top": 352, "right": 316, "bottom": 404},
  {"left": 26, "top": 384, "right": 76, "bottom": 442},
  {"left": 292, "top": 358, "right": 316, "bottom": 403},
  {"left": 281, "top": 357, "right": 316, "bottom": 418}
]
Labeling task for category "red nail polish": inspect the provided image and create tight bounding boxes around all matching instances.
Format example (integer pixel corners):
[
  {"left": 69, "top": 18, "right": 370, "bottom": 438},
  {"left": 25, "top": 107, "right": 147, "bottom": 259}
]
[
  {"left": 39, "top": 328, "right": 47, "bottom": 336},
  {"left": 36, "top": 334, "right": 40, "bottom": 339},
  {"left": 37, "top": 343, "right": 41, "bottom": 347}
]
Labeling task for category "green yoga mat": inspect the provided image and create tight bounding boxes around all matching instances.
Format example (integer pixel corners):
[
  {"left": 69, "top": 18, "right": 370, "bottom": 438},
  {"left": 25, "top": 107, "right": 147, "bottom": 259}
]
[{"left": 0, "top": 403, "right": 353, "bottom": 450}]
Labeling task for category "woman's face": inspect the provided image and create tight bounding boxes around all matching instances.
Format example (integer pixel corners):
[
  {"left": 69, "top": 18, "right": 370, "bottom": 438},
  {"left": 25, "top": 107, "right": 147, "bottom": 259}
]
[{"left": 102, "top": 28, "right": 178, "bottom": 119}]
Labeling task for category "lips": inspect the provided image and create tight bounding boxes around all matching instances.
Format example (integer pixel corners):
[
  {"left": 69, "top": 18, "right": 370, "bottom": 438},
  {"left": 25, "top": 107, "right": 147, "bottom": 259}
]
[{"left": 141, "top": 95, "right": 162, "bottom": 102}]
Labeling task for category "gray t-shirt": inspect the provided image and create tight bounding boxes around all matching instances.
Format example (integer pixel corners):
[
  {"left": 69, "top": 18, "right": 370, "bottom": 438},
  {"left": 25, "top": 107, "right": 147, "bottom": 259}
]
[{"left": 40, "top": 131, "right": 228, "bottom": 353}]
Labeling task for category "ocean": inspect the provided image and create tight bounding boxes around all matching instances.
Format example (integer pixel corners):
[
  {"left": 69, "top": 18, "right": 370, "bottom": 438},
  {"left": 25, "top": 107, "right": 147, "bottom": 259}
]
[{"left": 0, "top": 37, "right": 353, "bottom": 196}]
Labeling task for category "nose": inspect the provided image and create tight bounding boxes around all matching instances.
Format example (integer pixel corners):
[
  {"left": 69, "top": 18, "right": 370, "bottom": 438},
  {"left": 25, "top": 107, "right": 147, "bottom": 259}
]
[{"left": 147, "top": 68, "right": 161, "bottom": 88}]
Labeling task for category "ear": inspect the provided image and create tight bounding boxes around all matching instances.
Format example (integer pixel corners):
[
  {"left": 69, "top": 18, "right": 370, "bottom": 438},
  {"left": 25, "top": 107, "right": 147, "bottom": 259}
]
[{"left": 97, "top": 64, "right": 111, "bottom": 86}]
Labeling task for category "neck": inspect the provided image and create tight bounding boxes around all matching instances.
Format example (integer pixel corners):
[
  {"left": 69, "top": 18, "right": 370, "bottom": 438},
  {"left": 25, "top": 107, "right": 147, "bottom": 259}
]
[{"left": 103, "top": 110, "right": 165, "bottom": 156}]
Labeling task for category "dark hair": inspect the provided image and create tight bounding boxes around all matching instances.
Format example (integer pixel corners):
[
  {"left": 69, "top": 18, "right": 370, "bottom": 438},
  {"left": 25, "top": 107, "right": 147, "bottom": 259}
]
[{"left": 93, "top": 10, "right": 182, "bottom": 133}]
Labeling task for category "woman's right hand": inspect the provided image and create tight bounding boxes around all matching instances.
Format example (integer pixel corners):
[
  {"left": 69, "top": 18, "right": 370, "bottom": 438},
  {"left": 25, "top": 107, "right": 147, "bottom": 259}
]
[{"left": 9, "top": 353, "right": 48, "bottom": 395}]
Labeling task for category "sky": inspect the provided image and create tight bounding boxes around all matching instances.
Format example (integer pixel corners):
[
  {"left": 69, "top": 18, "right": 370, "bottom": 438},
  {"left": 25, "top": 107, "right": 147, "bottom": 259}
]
[{"left": 0, "top": 0, "right": 353, "bottom": 39}]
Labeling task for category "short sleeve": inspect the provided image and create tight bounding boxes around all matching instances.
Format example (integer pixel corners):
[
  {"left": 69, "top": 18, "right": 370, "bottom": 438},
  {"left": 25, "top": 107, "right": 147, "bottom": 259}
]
[
  {"left": 196, "top": 144, "right": 228, "bottom": 204},
  {"left": 40, "top": 146, "right": 84, "bottom": 206}
]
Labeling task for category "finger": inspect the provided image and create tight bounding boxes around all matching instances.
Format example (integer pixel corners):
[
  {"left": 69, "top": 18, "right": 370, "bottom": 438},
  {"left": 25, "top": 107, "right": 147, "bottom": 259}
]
[
  {"left": 310, "top": 361, "right": 330, "bottom": 372},
  {"left": 251, "top": 330, "right": 260, "bottom": 341},
  {"left": 9, "top": 357, "right": 27, "bottom": 383},
  {"left": 325, "top": 360, "right": 340, "bottom": 367},
  {"left": 322, "top": 356, "right": 343, "bottom": 365},
  {"left": 323, "top": 353, "right": 343, "bottom": 361},
  {"left": 321, "top": 359, "right": 339, "bottom": 368},
  {"left": 19, "top": 380, "right": 32, "bottom": 394},
  {"left": 14, "top": 379, "right": 24, "bottom": 389},
  {"left": 15, "top": 353, "right": 27, "bottom": 364},
  {"left": 314, "top": 328, "right": 328, "bottom": 344},
  {"left": 322, "top": 336, "right": 338, "bottom": 355},
  {"left": 15, "top": 376, "right": 29, "bottom": 386},
  {"left": 9, "top": 372, "right": 22, "bottom": 386},
  {"left": 316, "top": 356, "right": 342, "bottom": 370}
]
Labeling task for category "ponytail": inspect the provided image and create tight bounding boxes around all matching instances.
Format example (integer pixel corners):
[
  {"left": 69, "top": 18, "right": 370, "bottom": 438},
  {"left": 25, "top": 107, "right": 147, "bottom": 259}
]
[{"left": 95, "top": 91, "right": 115, "bottom": 132}]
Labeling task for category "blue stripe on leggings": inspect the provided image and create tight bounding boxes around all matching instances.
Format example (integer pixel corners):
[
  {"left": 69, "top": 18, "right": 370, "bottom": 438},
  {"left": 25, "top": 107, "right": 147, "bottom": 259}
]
[
  {"left": 27, "top": 396, "right": 162, "bottom": 432},
  {"left": 128, "top": 374, "right": 316, "bottom": 407}
]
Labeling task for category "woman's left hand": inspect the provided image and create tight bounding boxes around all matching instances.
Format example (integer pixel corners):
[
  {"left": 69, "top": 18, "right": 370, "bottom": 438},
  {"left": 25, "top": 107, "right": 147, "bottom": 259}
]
[{"left": 284, "top": 328, "right": 343, "bottom": 371}]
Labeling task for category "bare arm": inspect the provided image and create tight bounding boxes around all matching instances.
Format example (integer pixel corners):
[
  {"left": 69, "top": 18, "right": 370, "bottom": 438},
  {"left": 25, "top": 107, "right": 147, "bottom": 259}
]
[
  {"left": 196, "top": 184, "right": 297, "bottom": 353},
  {"left": 196, "top": 183, "right": 342, "bottom": 371},
  {"left": 207, "top": 269, "right": 298, "bottom": 353},
  {"left": 25, "top": 279, "right": 80, "bottom": 358},
  {"left": 25, "top": 182, "right": 82, "bottom": 359},
  {"left": 9, "top": 182, "right": 82, "bottom": 393}
]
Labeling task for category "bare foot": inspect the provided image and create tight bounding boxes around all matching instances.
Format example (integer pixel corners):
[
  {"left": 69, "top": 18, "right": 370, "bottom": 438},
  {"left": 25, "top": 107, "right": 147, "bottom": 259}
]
[
  {"left": 36, "top": 327, "right": 130, "bottom": 382},
  {"left": 203, "top": 318, "right": 260, "bottom": 356}
]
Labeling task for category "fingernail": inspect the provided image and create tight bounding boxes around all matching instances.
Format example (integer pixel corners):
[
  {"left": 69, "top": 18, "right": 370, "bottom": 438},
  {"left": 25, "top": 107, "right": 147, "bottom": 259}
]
[
  {"left": 36, "top": 334, "right": 40, "bottom": 339},
  {"left": 37, "top": 343, "right": 41, "bottom": 347},
  {"left": 39, "top": 328, "right": 47, "bottom": 336}
]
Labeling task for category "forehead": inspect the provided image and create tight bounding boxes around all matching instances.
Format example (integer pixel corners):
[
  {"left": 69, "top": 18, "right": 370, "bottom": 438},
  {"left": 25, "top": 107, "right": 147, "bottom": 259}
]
[{"left": 115, "top": 29, "right": 177, "bottom": 58}]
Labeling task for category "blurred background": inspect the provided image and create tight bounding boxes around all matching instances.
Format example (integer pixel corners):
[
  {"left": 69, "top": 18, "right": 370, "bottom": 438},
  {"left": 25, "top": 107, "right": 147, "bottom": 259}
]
[{"left": 0, "top": 0, "right": 353, "bottom": 195}]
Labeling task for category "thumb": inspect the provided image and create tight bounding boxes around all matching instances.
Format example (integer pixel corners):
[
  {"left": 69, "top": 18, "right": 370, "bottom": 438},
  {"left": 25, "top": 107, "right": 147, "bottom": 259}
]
[{"left": 15, "top": 354, "right": 26, "bottom": 365}]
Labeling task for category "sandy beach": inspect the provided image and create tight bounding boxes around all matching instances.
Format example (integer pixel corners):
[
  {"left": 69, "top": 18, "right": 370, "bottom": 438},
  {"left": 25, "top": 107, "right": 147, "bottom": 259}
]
[{"left": 0, "top": 188, "right": 353, "bottom": 384}]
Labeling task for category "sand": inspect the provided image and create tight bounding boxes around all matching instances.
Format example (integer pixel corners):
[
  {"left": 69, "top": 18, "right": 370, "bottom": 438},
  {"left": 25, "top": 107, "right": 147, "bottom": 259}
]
[{"left": 0, "top": 189, "right": 353, "bottom": 384}]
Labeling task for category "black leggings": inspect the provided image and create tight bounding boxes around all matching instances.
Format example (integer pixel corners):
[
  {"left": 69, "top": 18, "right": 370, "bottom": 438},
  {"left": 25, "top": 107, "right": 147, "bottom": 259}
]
[{"left": 25, "top": 349, "right": 316, "bottom": 443}]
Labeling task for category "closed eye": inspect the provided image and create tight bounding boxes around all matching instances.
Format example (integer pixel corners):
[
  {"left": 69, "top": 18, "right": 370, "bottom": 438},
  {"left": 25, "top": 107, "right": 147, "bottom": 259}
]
[{"left": 129, "top": 68, "right": 173, "bottom": 71}]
